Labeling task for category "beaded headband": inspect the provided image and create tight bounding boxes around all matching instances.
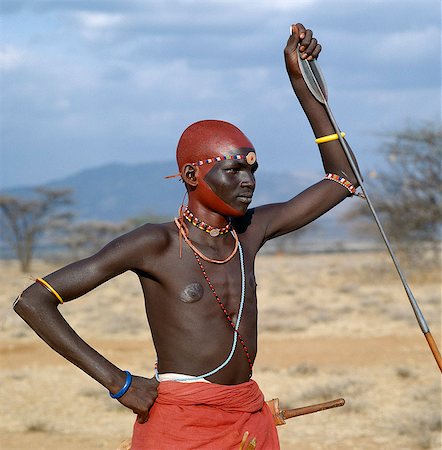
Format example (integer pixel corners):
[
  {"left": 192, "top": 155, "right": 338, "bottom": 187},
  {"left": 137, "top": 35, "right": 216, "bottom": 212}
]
[
  {"left": 192, "top": 151, "right": 257, "bottom": 167},
  {"left": 165, "top": 151, "right": 257, "bottom": 179}
]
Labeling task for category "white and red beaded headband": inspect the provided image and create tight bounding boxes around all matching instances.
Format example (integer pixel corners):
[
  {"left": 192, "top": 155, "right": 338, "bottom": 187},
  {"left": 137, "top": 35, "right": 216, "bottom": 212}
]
[
  {"left": 192, "top": 151, "right": 257, "bottom": 167},
  {"left": 165, "top": 151, "right": 257, "bottom": 179}
]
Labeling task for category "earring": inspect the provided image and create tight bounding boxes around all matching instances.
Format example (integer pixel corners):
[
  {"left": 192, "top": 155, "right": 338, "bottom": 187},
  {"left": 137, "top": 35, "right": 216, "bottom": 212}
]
[{"left": 177, "top": 191, "right": 189, "bottom": 258}]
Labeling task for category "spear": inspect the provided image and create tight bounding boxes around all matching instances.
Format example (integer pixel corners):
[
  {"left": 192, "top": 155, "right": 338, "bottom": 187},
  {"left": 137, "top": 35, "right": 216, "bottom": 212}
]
[{"left": 294, "top": 33, "right": 441, "bottom": 373}]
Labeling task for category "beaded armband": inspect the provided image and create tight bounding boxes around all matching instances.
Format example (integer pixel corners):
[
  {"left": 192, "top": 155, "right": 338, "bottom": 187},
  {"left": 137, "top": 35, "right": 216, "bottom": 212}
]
[{"left": 324, "top": 173, "right": 364, "bottom": 199}]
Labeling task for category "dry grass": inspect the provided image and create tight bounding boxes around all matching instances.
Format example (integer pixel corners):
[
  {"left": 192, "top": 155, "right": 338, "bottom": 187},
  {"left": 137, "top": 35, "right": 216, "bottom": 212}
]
[{"left": 1, "top": 251, "right": 441, "bottom": 450}]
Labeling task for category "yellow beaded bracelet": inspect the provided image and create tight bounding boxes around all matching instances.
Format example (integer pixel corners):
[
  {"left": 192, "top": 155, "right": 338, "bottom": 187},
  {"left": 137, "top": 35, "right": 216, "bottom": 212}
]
[
  {"left": 315, "top": 132, "right": 346, "bottom": 144},
  {"left": 35, "top": 277, "right": 64, "bottom": 304}
]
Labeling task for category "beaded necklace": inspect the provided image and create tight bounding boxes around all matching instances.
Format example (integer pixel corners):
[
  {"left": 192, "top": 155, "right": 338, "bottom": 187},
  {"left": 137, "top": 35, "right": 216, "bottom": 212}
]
[
  {"left": 154, "top": 236, "right": 249, "bottom": 382},
  {"left": 183, "top": 207, "right": 231, "bottom": 237},
  {"left": 174, "top": 218, "right": 239, "bottom": 264},
  {"left": 193, "top": 251, "right": 253, "bottom": 377}
]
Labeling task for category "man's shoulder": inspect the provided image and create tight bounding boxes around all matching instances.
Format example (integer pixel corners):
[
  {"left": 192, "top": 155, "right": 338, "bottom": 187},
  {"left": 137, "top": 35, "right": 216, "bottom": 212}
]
[
  {"left": 231, "top": 207, "right": 267, "bottom": 248},
  {"left": 130, "top": 221, "right": 175, "bottom": 245},
  {"left": 232, "top": 207, "right": 267, "bottom": 234},
  {"left": 113, "top": 221, "right": 175, "bottom": 256}
]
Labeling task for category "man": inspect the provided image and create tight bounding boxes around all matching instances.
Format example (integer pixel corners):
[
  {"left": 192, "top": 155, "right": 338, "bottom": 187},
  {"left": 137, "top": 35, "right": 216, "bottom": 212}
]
[{"left": 14, "top": 24, "right": 359, "bottom": 449}]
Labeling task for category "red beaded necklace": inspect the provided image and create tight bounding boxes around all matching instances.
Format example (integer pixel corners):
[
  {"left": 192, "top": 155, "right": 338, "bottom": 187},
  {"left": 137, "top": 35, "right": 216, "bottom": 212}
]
[
  {"left": 192, "top": 251, "right": 253, "bottom": 378},
  {"left": 174, "top": 218, "right": 239, "bottom": 264},
  {"left": 183, "top": 207, "right": 231, "bottom": 237}
]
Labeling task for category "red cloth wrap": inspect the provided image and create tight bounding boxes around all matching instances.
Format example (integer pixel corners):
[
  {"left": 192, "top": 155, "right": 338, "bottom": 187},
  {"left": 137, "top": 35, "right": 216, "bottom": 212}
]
[{"left": 131, "top": 380, "right": 280, "bottom": 449}]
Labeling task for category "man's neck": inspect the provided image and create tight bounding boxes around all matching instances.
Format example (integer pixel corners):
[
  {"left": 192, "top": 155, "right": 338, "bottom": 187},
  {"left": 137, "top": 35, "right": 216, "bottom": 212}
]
[{"left": 186, "top": 202, "right": 230, "bottom": 229}]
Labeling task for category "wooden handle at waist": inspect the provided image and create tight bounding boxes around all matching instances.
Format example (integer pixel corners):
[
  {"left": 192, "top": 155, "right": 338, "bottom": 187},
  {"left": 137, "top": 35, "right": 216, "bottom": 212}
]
[{"left": 266, "top": 397, "right": 345, "bottom": 426}]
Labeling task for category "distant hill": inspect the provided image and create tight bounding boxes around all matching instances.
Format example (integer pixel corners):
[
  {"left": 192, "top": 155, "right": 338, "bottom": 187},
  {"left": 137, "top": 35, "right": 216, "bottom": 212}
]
[
  {"left": 2, "top": 161, "right": 372, "bottom": 250},
  {"left": 3, "top": 161, "right": 311, "bottom": 221}
]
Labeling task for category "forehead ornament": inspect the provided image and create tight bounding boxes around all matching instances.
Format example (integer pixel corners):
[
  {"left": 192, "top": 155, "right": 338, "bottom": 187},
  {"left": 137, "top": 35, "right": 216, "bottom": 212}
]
[{"left": 246, "top": 151, "right": 256, "bottom": 165}]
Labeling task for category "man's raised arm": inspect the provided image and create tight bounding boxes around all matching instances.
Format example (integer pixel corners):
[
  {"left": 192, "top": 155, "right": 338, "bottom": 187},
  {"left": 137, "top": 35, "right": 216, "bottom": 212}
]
[{"left": 259, "top": 23, "right": 361, "bottom": 241}]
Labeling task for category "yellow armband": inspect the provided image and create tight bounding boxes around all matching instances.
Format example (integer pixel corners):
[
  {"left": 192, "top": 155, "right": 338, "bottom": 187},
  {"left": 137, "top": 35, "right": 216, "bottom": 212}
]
[
  {"left": 315, "top": 132, "right": 346, "bottom": 144},
  {"left": 35, "top": 277, "right": 64, "bottom": 304}
]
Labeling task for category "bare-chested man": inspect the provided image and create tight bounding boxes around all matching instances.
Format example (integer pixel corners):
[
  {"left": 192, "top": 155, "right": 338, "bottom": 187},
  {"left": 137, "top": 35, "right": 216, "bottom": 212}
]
[{"left": 14, "top": 24, "right": 359, "bottom": 449}]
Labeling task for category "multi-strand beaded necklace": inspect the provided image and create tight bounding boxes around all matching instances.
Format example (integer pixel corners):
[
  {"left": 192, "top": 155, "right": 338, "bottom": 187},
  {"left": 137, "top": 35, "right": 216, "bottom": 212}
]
[
  {"left": 183, "top": 207, "right": 231, "bottom": 237},
  {"left": 192, "top": 252, "right": 253, "bottom": 377},
  {"left": 174, "top": 208, "right": 239, "bottom": 264},
  {"left": 165, "top": 208, "right": 253, "bottom": 381}
]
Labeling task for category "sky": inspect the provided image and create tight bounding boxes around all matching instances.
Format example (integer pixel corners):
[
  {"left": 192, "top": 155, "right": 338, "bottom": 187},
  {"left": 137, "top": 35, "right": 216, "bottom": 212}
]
[{"left": 1, "top": 0, "right": 441, "bottom": 189}]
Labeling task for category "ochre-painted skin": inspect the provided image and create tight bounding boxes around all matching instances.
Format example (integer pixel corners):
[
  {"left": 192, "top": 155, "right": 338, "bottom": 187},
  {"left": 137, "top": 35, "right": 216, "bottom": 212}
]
[
  {"left": 177, "top": 120, "right": 256, "bottom": 217},
  {"left": 14, "top": 23, "right": 361, "bottom": 425},
  {"left": 203, "top": 149, "right": 258, "bottom": 216}
]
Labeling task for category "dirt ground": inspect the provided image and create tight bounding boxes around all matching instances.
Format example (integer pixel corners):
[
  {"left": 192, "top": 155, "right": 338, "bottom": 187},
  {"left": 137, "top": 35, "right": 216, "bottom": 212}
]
[{"left": 1, "top": 251, "right": 441, "bottom": 450}]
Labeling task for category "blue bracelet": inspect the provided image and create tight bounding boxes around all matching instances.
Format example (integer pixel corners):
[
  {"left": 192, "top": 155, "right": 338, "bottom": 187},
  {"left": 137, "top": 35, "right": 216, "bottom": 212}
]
[{"left": 110, "top": 370, "right": 132, "bottom": 399}]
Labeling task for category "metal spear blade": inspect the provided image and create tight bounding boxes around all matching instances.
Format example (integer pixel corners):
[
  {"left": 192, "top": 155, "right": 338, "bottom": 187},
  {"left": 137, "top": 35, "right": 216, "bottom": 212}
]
[{"left": 297, "top": 48, "right": 328, "bottom": 103}]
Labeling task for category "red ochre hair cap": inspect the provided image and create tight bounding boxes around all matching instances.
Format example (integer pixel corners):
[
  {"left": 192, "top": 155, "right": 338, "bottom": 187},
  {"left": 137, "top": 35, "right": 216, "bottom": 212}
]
[{"left": 176, "top": 120, "right": 255, "bottom": 172}]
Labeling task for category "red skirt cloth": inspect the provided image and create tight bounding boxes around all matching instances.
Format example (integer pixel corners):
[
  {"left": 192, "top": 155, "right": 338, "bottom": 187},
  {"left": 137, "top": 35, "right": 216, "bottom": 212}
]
[{"left": 131, "top": 379, "right": 280, "bottom": 450}]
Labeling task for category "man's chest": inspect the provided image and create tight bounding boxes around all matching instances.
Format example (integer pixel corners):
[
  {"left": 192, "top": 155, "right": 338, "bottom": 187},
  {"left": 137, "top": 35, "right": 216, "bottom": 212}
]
[
  {"left": 142, "top": 248, "right": 257, "bottom": 323},
  {"left": 175, "top": 257, "right": 255, "bottom": 311}
]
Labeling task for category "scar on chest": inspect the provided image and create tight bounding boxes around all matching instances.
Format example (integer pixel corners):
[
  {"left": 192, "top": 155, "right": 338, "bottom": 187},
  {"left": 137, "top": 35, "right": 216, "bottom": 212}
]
[{"left": 180, "top": 283, "right": 204, "bottom": 303}]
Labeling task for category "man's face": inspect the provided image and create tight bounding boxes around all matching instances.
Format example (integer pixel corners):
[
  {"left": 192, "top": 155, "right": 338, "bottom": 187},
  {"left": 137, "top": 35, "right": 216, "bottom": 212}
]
[{"left": 202, "top": 148, "right": 258, "bottom": 215}]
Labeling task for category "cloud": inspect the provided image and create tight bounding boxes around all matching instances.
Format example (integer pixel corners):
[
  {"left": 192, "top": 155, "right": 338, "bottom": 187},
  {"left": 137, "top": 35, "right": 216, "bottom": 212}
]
[
  {"left": 376, "top": 26, "right": 441, "bottom": 63},
  {"left": 71, "top": 10, "right": 128, "bottom": 41},
  {"left": 0, "top": 0, "right": 138, "bottom": 14},
  {"left": 73, "top": 11, "right": 126, "bottom": 29},
  {"left": 1, "top": 0, "right": 440, "bottom": 189},
  {"left": 0, "top": 44, "right": 27, "bottom": 70}
]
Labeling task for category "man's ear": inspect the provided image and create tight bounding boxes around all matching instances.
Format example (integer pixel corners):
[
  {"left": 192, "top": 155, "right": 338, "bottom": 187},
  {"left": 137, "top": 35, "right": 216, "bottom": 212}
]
[{"left": 182, "top": 164, "right": 199, "bottom": 187}]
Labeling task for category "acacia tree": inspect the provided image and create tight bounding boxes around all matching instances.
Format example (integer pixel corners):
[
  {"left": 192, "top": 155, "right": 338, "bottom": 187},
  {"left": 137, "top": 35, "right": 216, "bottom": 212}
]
[
  {"left": 348, "top": 123, "right": 441, "bottom": 263},
  {"left": 0, "top": 187, "right": 73, "bottom": 272},
  {"left": 58, "top": 211, "right": 173, "bottom": 260},
  {"left": 58, "top": 220, "right": 132, "bottom": 260}
]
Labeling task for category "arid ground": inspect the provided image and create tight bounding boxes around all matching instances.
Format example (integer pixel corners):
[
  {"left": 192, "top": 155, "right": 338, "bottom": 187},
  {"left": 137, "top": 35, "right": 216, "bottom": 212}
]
[{"left": 1, "top": 251, "right": 441, "bottom": 450}]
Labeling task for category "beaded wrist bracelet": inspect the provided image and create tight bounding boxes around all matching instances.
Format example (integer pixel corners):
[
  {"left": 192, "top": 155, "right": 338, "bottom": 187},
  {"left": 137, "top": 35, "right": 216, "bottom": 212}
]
[
  {"left": 324, "top": 173, "right": 357, "bottom": 195},
  {"left": 315, "top": 132, "right": 346, "bottom": 144},
  {"left": 109, "top": 370, "right": 132, "bottom": 399},
  {"left": 35, "top": 277, "right": 64, "bottom": 304}
]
